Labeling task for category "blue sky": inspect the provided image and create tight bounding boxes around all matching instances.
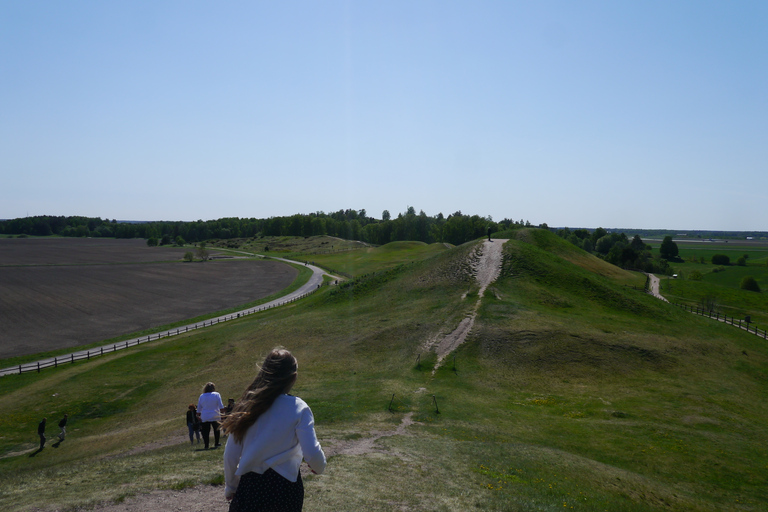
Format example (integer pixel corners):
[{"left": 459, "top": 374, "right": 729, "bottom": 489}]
[{"left": 2, "top": 1, "right": 766, "bottom": 230}]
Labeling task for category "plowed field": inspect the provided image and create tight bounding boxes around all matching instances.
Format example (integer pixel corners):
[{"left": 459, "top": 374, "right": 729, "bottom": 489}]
[{"left": 0, "top": 238, "right": 297, "bottom": 359}]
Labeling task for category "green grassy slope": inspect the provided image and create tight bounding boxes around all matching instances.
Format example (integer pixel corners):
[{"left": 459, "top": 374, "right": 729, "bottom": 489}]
[{"left": 1, "top": 230, "right": 766, "bottom": 511}]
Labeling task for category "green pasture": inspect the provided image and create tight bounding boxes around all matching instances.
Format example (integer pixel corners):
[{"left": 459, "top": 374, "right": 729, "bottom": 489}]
[
  {"left": 1, "top": 231, "right": 767, "bottom": 511},
  {"left": 643, "top": 240, "right": 768, "bottom": 327}
]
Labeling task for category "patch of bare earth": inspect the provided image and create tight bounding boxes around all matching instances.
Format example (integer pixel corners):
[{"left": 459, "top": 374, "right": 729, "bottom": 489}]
[{"left": 424, "top": 239, "right": 506, "bottom": 372}]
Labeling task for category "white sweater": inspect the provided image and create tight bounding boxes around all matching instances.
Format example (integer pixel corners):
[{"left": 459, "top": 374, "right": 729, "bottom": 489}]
[{"left": 223, "top": 394, "right": 326, "bottom": 498}]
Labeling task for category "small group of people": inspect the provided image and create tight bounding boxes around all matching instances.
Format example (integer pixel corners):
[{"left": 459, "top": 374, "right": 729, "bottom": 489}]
[
  {"left": 195, "top": 348, "right": 326, "bottom": 511},
  {"left": 188, "top": 383, "right": 236, "bottom": 449},
  {"left": 36, "top": 413, "right": 68, "bottom": 450}
]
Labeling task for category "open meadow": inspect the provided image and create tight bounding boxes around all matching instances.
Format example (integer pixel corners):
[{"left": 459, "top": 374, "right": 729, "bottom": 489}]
[
  {"left": 1, "top": 231, "right": 767, "bottom": 511},
  {"left": 645, "top": 239, "right": 768, "bottom": 326}
]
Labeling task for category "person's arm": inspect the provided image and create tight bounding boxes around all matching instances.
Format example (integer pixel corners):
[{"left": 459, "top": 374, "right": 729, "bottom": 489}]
[
  {"left": 296, "top": 406, "right": 326, "bottom": 475},
  {"left": 223, "top": 435, "right": 244, "bottom": 500}
]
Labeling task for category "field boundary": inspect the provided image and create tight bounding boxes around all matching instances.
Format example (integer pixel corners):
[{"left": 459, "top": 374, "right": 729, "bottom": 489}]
[
  {"left": 671, "top": 301, "right": 768, "bottom": 339},
  {"left": 0, "top": 259, "right": 330, "bottom": 378}
]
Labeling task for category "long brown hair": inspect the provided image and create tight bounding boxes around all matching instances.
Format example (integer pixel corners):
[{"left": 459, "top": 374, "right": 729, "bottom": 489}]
[{"left": 221, "top": 348, "right": 298, "bottom": 443}]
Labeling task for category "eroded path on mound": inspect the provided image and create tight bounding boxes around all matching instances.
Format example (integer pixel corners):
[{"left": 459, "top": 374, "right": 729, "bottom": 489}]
[{"left": 426, "top": 239, "right": 506, "bottom": 372}]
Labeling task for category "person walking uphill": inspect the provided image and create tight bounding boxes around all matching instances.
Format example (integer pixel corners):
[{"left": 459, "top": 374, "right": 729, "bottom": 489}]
[
  {"left": 58, "top": 413, "right": 68, "bottom": 441},
  {"left": 37, "top": 418, "right": 47, "bottom": 450},
  {"left": 222, "top": 348, "right": 326, "bottom": 512},
  {"left": 198, "top": 382, "right": 225, "bottom": 449}
]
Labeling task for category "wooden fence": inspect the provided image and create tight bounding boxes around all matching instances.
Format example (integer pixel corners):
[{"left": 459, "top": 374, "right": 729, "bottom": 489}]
[
  {"left": 2, "top": 288, "right": 319, "bottom": 377},
  {"left": 672, "top": 302, "right": 767, "bottom": 339}
]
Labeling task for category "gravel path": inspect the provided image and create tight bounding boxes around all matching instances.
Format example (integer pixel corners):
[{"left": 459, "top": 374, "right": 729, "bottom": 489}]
[{"left": 431, "top": 239, "right": 506, "bottom": 369}]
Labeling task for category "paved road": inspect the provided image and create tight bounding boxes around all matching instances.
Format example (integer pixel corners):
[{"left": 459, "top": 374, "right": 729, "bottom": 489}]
[{"left": 1, "top": 259, "right": 332, "bottom": 377}]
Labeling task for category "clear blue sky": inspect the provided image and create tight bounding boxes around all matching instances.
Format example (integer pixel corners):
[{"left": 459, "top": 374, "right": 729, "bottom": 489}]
[{"left": 2, "top": 1, "right": 766, "bottom": 230}]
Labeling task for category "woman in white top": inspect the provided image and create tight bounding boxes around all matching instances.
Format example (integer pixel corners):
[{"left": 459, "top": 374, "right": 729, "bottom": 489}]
[
  {"left": 222, "top": 348, "right": 326, "bottom": 511},
  {"left": 197, "top": 382, "right": 225, "bottom": 449}
]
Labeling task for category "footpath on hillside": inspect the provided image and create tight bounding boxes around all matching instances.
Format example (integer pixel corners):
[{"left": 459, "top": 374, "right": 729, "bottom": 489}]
[
  {"left": 425, "top": 238, "right": 506, "bottom": 372},
  {"left": 29, "top": 242, "right": 507, "bottom": 511}
]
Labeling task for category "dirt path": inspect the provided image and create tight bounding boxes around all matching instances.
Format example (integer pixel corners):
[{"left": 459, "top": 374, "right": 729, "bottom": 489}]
[
  {"left": 647, "top": 273, "right": 668, "bottom": 302},
  {"left": 45, "top": 415, "right": 417, "bottom": 512},
  {"left": 428, "top": 239, "right": 506, "bottom": 371}
]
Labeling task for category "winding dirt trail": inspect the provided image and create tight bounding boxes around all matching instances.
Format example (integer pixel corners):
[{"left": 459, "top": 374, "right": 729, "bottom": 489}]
[{"left": 429, "top": 239, "right": 506, "bottom": 371}]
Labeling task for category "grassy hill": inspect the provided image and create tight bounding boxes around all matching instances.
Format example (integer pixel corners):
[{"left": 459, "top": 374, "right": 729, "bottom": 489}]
[{"left": 1, "top": 230, "right": 766, "bottom": 511}]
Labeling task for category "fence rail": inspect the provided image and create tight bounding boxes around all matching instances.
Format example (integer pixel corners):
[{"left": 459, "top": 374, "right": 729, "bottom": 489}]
[
  {"left": 2, "top": 287, "right": 319, "bottom": 377},
  {"left": 672, "top": 302, "right": 768, "bottom": 339}
]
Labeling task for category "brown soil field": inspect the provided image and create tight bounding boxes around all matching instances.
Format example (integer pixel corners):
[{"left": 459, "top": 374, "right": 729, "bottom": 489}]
[{"left": 0, "top": 238, "right": 297, "bottom": 360}]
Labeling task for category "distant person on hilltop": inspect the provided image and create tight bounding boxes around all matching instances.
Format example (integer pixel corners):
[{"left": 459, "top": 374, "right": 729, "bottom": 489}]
[
  {"left": 222, "top": 348, "right": 326, "bottom": 511},
  {"left": 197, "top": 382, "right": 225, "bottom": 449}
]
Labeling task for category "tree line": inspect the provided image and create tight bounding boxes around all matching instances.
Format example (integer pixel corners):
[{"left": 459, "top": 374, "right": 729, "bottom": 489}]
[
  {"left": 0, "top": 209, "right": 540, "bottom": 247},
  {"left": 555, "top": 227, "right": 675, "bottom": 275}
]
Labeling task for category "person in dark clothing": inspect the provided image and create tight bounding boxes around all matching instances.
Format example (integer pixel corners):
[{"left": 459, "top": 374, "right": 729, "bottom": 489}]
[
  {"left": 38, "top": 418, "right": 47, "bottom": 450},
  {"left": 58, "top": 414, "right": 68, "bottom": 441},
  {"left": 187, "top": 404, "right": 202, "bottom": 445}
]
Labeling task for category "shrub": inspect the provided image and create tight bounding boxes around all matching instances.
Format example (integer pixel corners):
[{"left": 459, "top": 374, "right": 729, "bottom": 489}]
[
  {"left": 183, "top": 251, "right": 194, "bottom": 262},
  {"left": 711, "top": 254, "right": 730, "bottom": 265},
  {"left": 737, "top": 256, "right": 747, "bottom": 266},
  {"left": 688, "top": 270, "right": 703, "bottom": 281},
  {"left": 740, "top": 276, "right": 761, "bottom": 292}
]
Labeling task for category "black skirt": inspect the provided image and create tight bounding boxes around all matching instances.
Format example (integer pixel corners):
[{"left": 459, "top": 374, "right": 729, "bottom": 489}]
[{"left": 229, "top": 468, "right": 304, "bottom": 512}]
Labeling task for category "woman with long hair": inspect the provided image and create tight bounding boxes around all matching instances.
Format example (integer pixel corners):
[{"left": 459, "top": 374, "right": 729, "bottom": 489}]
[{"left": 222, "top": 348, "right": 326, "bottom": 511}]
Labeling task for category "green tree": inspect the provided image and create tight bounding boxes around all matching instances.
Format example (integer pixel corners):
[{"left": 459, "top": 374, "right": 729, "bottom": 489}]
[
  {"left": 711, "top": 254, "right": 730, "bottom": 265},
  {"left": 659, "top": 236, "right": 679, "bottom": 260},
  {"left": 196, "top": 242, "right": 209, "bottom": 261},
  {"left": 740, "top": 276, "right": 761, "bottom": 292},
  {"left": 630, "top": 234, "right": 646, "bottom": 252},
  {"left": 147, "top": 237, "right": 158, "bottom": 247},
  {"left": 183, "top": 251, "right": 194, "bottom": 262},
  {"left": 175, "top": 236, "right": 186, "bottom": 246}
]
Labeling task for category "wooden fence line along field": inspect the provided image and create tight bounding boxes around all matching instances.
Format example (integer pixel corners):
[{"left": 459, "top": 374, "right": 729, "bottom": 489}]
[
  {"left": 1, "top": 255, "right": 330, "bottom": 378},
  {"left": 0, "top": 284, "right": 322, "bottom": 378},
  {"left": 672, "top": 302, "right": 768, "bottom": 339}
]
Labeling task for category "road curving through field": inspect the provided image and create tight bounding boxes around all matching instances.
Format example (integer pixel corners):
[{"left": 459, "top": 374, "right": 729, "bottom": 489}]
[{"left": 0, "top": 260, "right": 334, "bottom": 377}]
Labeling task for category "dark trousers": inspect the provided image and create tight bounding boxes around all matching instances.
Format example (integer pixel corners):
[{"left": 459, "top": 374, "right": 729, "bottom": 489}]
[
  {"left": 201, "top": 421, "right": 220, "bottom": 448},
  {"left": 229, "top": 469, "right": 303, "bottom": 512},
  {"left": 39, "top": 433, "right": 46, "bottom": 449}
]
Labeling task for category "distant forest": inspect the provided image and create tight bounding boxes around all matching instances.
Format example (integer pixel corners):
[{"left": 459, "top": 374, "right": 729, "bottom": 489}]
[{"left": 0, "top": 208, "right": 539, "bottom": 246}]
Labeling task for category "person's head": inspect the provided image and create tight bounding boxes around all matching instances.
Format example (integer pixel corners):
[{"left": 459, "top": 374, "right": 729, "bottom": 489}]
[
  {"left": 188, "top": 404, "right": 196, "bottom": 411},
  {"left": 228, "top": 398, "right": 235, "bottom": 405},
  {"left": 63, "top": 413, "right": 68, "bottom": 418},
  {"left": 253, "top": 348, "right": 298, "bottom": 395},
  {"left": 203, "top": 382, "right": 216, "bottom": 393},
  {"left": 221, "top": 348, "right": 298, "bottom": 442}
]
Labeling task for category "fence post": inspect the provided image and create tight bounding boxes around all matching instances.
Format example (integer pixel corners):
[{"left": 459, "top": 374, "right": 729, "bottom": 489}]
[
  {"left": 37, "top": 362, "right": 40, "bottom": 373},
  {"left": 71, "top": 353, "right": 74, "bottom": 364},
  {"left": 19, "top": 364, "right": 22, "bottom": 374},
  {"left": 101, "top": 347, "right": 104, "bottom": 355},
  {"left": 87, "top": 351, "right": 90, "bottom": 360},
  {"left": 54, "top": 357, "right": 57, "bottom": 368},
  {"left": 433, "top": 395, "right": 440, "bottom": 414},
  {"left": 388, "top": 393, "right": 395, "bottom": 412}
]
